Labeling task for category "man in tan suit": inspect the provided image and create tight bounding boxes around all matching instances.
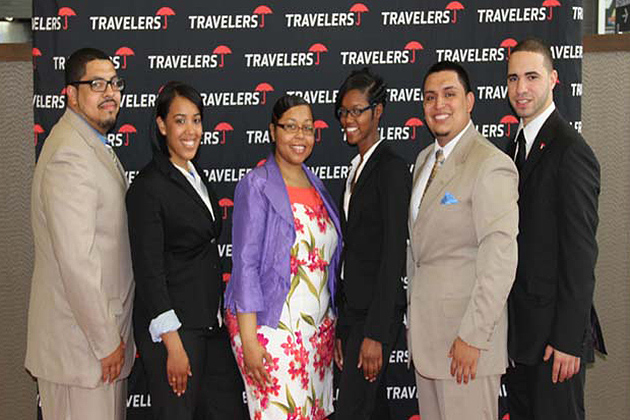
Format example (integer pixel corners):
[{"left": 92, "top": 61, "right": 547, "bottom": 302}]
[
  {"left": 25, "top": 48, "right": 134, "bottom": 420},
  {"left": 407, "top": 61, "right": 519, "bottom": 420}
]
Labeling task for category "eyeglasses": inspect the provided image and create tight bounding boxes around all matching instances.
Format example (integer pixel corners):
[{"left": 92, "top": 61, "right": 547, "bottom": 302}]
[
  {"left": 70, "top": 76, "right": 125, "bottom": 92},
  {"left": 276, "top": 122, "right": 315, "bottom": 136},
  {"left": 336, "top": 103, "right": 375, "bottom": 119}
]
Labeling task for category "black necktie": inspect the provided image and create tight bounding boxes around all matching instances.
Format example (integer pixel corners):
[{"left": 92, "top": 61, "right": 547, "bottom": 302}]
[{"left": 514, "top": 130, "right": 526, "bottom": 171}]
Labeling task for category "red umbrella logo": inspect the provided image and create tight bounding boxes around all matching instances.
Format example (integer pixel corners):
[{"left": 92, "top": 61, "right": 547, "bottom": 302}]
[
  {"left": 218, "top": 198, "right": 234, "bottom": 220},
  {"left": 257, "top": 158, "right": 267, "bottom": 167},
  {"left": 115, "top": 47, "right": 135, "bottom": 69},
  {"left": 255, "top": 82, "right": 274, "bottom": 105},
  {"left": 34, "top": 124, "right": 45, "bottom": 146},
  {"left": 405, "top": 118, "right": 424, "bottom": 140},
  {"left": 156, "top": 7, "right": 176, "bottom": 29},
  {"left": 349, "top": 3, "right": 369, "bottom": 26},
  {"left": 32, "top": 47, "right": 42, "bottom": 69},
  {"left": 309, "top": 43, "right": 328, "bottom": 66},
  {"left": 408, "top": 415, "right": 421, "bottom": 420},
  {"left": 214, "top": 122, "right": 234, "bottom": 144},
  {"left": 445, "top": 1, "right": 465, "bottom": 23},
  {"left": 404, "top": 41, "right": 424, "bottom": 64},
  {"left": 502, "top": 414, "right": 510, "bottom": 420},
  {"left": 542, "top": 0, "right": 561, "bottom": 20},
  {"left": 213, "top": 45, "right": 232, "bottom": 68},
  {"left": 313, "top": 120, "right": 328, "bottom": 143},
  {"left": 58, "top": 7, "right": 76, "bottom": 30},
  {"left": 222, "top": 273, "right": 231, "bottom": 283},
  {"left": 118, "top": 124, "right": 137, "bottom": 146},
  {"left": 500, "top": 38, "right": 518, "bottom": 59},
  {"left": 500, "top": 115, "right": 518, "bottom": 137},
  {"left": 253, "top": 5, "right": 273, "bottom": 28}
]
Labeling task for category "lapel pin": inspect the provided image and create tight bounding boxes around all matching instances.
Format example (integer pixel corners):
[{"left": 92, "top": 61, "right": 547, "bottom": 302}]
[{"left": 540, "top": 142, "right": 546, "bottom": 150}]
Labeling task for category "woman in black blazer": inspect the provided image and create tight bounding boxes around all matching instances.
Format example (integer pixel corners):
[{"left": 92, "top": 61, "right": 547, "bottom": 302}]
[
  {"left": 333, "top": 68, "right": 411, "bottom": 420},
  {"left": 126, "top": 82, "right": 246, "bottom": 420}
]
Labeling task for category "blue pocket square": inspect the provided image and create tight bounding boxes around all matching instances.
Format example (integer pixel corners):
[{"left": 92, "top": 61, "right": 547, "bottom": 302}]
[{"left": 440, "top": 192, "right": 459, "bottom": 205}]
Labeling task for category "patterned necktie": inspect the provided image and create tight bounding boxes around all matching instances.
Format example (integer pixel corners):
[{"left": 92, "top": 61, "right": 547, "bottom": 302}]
[
  {"left": 514, "top": 130, "right": 526, "bottom": 171},
  {"left": 422, "top": 149, "right": 445, "bottom": 201}
]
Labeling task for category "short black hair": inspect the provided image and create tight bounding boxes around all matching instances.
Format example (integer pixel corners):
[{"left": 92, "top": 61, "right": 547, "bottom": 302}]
[
  {"left": 64, "top": 48, "right": 110, "bottom": 86},
  {"left": 335, "top": 67, "right": 387, "bottom": 120},
  {"left": 270, "top": 94, "right": 311, "bottom": 125},
  {"left": 153, "top": 81, "right": 204, "bottom": 156},
  {"left": 422, "top": 61, "right": 473, "bottom": 94},
  {"left": 511, "top": 37, "right": 554, "bottom": 71}
]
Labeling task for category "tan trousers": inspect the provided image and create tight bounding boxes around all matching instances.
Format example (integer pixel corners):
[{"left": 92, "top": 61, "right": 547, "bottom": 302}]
[
  {"left": 38, "top": 378, "right": 127, "bottom": 420},
  {"left": 415, "top": 371, "right": 501, "bottom": 420}
]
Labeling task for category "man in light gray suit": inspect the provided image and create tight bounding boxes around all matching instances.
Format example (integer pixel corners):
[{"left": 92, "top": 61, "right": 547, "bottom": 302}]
[
  {"left": 407, "top": 61, "right": 519, "bottom": 420},
  {"left": 25, "top": 48, "right": 134, "bottom": 420}
]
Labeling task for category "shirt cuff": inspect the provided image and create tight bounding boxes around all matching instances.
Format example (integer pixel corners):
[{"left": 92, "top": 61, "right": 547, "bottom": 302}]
[{"left": 149, "top": 310, "right": 182, "bottom": 343}]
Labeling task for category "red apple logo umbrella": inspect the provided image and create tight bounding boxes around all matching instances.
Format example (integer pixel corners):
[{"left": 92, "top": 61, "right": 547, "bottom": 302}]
[
  {"left": 405, "top": 118, "right": 424, "bottom": 140},
  {"left": 32, "top": 47, "right": 42, "bottom": 69},
  {"left": 349, "top": 3, "right": 369, "bottom": 26},
  {"left": 257, "top": 158, "right": 267, "bottom": 167},
  {"left": 255, "top": 82, "right": 274, "bottom": 105},
  {"left": 222, "top": 273, "right": 231, "bottom": 283},
  {"left": 445, "top": 1, "right": 465, "bottom": 23},
  {"left": 502, "top": 414, "right": 510, "bottom": 420},
  {"left": 542, "top": 0, "right": 561, "bottom": 20},
  {"left": 156, "top": 7, "right": 176, "bottom": 29},
  {"left": 218, "top": 198, "right": 234, "bottom": 220},
  {"left": 115, "top": 47, "right": 135, "bottom": 69},
  {"left": 60, "top": 87, "right": 67, "bottom": 95},
  {"left": 500, "top": 38, "right": 518, "bottom": 59},
  {"left": 58, "top": 7, "right": 76, "bottom": 30},
  {"left": 118, "top": 124, "right": 136, "bottom": 146},
  {"left": 404, "top": 41, "right": 424, "bottom": 64},
  {"left": 313, "top": 120, "right": 328, "bottom": 143},
  {"left": 309, "top": 43, "right": 328, "bottom": 66},
  {"left": 408, "top": 415, "right": 421, "bottom": 420},
  {"left": 500, "top": 115, "right": 518, "bottom": 137},
  {"left": 34, "top": 124, "right": 45, "bottom": 146},
  {"left": 214, "top": 122, "right": 234, "bottom": 144},
  {"left": 213, "top": 45, "right": 232, "bottom": 68},
  {"left": 253, "top": 5, "right": 273, "bottom": 28}
]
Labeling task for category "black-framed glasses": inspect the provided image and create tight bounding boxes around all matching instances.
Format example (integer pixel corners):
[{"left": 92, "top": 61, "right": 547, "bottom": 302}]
[
  {"left": 275, "top": 122, "right": 315, "bottom": 136},
  {"left": 336, "top": 103, "right": 375, "bottom": 119},
  {"left": 70, "top": 76, "right": 125, "bottom": 92}
]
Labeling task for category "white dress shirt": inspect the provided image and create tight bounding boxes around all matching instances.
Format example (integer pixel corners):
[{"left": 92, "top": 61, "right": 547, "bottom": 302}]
[
  {"left": 149, "top": 160, "right": 218, "bottom": 343},
  {"left": 344, "top": 138, "right": 384, "bottom": 219},
  {"left": 513, "top": 102, "right": 555, "bottom": 160},
  {"left": 409, "top": 120, "right": 472, "bottom": 222}
]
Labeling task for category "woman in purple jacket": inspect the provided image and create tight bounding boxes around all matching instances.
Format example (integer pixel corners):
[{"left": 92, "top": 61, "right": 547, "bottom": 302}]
[{"left": 224, "top": 94, "right": 342, "bottom": 420}]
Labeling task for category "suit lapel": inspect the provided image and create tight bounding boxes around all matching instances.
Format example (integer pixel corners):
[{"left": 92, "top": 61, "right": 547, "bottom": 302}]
[
  {"left": 64, "top": 109, "right": 127, "bottom": 190},
  {"left": 415, "top": 124, "right": 476, "bottom": 225},
  {"left": 347, "top": 141, "right": 385, "bottom": 225},
  {"left": 262, "top": 155, "right": 294, "bottom": 227},
  {"left": 519, "top": 110, "right": 558, "bottom": 188}
]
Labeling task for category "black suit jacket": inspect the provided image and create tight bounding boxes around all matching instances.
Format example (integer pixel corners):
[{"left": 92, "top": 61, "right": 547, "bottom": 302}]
[
  {"left": 126, "top": 153, "right": 223, "bottom": 336},
  {"left": 338, "top": 142, "right": 411, "bottom": 344},
  {"left": 507, "top": 110, "right": 605, "bottom": 365}
]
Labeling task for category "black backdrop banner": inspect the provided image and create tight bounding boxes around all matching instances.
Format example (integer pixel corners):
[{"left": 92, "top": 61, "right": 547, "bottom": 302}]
[{"left": 32, "top": 1, "right": 584, "bottom": 419}]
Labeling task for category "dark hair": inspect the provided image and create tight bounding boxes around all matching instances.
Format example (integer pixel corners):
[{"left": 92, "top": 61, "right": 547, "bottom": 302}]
[
  {"left": 511, "top": 37, "right": 554, "bottom": 71},
  {"left": 334, "top": 67, "right": 387, "bottom": 121},
  {"left": 422, "top": 61, "right": 473, "bottom": 94},
  {"left": 64, "top": 48, "right": 110, "bottom": 86},
  {"left": 153, "top": 81, "right": 204, "bottom": 156},
  {"left": 270, "top": 94, "right": 311, "bottom": 125}
]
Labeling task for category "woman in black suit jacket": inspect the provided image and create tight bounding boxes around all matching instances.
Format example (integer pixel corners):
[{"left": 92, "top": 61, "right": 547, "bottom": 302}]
[
  {"left": 333, "top": 68, "right": 411, "bottom": 420},
  {"left": 126, "top": 82, "right": 245, "bottom": 420}
]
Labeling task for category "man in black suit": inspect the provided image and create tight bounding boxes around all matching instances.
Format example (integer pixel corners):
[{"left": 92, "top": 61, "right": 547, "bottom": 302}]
[{"left": 505, "top": 38, "right": 605, "bottom": 420}]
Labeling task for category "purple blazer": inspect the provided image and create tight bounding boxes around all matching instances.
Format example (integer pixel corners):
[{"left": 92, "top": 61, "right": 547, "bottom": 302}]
[{"left": 224, "top": 154, "right": 343, "bottom": 328}]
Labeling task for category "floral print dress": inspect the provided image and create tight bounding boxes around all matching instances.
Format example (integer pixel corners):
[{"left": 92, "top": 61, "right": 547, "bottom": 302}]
[{"left": 226, "top": 185, "right": 338, "bottom": 420}]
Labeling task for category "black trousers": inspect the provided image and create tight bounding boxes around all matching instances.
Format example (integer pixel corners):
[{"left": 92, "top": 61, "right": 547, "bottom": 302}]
[
  {"left": 506, "top": 359, "right": 586, "bottom": 420},
  {"left": 137, "top": 326, "right": 248, "bottom": 420},
  {"left": 334, "top": 319, "right": 402, "bottom": 420}
]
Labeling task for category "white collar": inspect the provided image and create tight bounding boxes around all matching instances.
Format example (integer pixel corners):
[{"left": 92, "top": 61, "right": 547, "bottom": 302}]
[
  {"left": 350, "top": 138, "right": 384, "bottom": 168},
  {"left": 517, "top": 102, "right": 555, "bottom": 146},
  {"left": 433, "top": 120, "right": 472, "bottom": 160}
]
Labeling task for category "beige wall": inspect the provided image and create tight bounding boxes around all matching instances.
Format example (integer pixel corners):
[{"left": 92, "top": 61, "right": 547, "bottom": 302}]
[
  {"left": 583, "top": 50, "right": 630, "bottom": 420},
  {"left": 0, "top": 59, "right": 36, "bottom": 419},
  {"left": 0, "top": 47, "right": 628, "bottom": 420}
]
